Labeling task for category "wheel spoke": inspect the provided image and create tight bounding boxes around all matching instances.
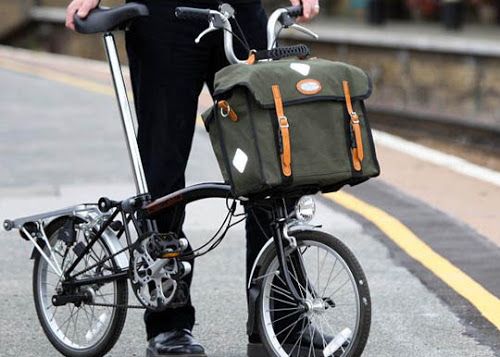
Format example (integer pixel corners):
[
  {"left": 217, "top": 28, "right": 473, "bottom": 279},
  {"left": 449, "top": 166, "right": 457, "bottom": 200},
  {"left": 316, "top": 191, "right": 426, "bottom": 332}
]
[
  {"left": 55, "top": 309, "right": 75, "bottom": 333},
  {"left": 266, "top": 295, "right": 299, "bottom": 307},
  {"left": 286, "top": 317, "right": 308, "bottom": 357},
  {"left": 307, "top": 321, "right": 316, "bottom": 357},
  {"left": 270, "top": 309, "right": 301, "bottom": 325},
  {"left": 328, "top": 277, "right": 350, "bottom": 299},
  {"left": 266, "top": 307, "right": 301, "bottom": 313},
  {"left": 275, "top": 313, "right": 306, "bottom": 338},
  {"left": 49, "top": 306, "right": 59, "bottom": 322},
  {"left": 315, "top": 315, "right": 328, "bottom": 351},
  {"left": 319, "top": 313, "right": 337, "bottom": 337},
  {"left": 72, "top": 307, "right": 81, "bottom": 344},
  {"left": 270, "top": 283, "right": 295, "bottom": 301},
  {"left": 321, "top": 257, "right": 338, "bottom": 297},
  {"left": 288, "top": 263, "right": 308, "bottom": 299},
  {"left": 279, "top": 313, "right": 305, "bottom": 350}
]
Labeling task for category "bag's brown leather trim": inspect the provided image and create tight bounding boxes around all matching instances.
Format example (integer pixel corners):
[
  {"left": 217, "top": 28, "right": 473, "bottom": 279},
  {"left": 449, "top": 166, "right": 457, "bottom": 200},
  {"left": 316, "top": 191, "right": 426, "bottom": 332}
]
[
  {"left": 246, "top": 52, "right": 256, "bottom": 65},
  {"left": 342, "top": 80, "right": 364, "bottom": 171},
  {"left": 217, "top": 100, "right": 239, "bottom": 122},
  {"left": 272, "top": 84, "right": 292, "bottom": 177},
  {"left": 296, "top": 79, "right": 323, "bottom": 95}
]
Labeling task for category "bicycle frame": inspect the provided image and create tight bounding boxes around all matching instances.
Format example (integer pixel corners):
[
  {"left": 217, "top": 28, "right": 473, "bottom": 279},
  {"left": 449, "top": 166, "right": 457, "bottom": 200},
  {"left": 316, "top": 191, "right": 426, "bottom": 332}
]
[
  {"left": 3, "top": 6, "right": 316, "bottom": 310},
  {"left": 104, "top": 33, "right": 148, "bottom": 195}
]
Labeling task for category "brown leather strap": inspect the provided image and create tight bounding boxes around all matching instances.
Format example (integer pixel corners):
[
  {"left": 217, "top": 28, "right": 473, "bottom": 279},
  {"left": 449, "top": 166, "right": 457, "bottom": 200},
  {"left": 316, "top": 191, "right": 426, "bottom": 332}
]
[
  {"left": 246, "top": 51, "right": 256, "bottom": 65},
  {"left": 342, "top": 80, "right": 364, "bottom": 171},
  {"left": 272, "top": 84, "right": 292, "bottom": 177},
  {"left": 217, "top": 100, "right": 239, "bottom": 122}
]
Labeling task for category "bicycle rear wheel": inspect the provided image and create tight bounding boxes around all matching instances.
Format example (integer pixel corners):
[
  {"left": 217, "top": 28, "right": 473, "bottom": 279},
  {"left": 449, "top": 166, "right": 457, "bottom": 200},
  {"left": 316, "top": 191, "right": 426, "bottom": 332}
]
[
  {"left": 256, "top": 230, "right": 371, "bottom": 357},
  {"left": 32, "top": 217, "right": 128, "bottom": 357}
]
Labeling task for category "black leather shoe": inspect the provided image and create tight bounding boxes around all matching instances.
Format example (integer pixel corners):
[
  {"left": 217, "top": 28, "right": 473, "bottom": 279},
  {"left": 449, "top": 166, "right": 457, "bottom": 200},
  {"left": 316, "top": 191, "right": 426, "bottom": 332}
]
[{"left": 146, "top": 329, "right": 207, "bottom": 357}]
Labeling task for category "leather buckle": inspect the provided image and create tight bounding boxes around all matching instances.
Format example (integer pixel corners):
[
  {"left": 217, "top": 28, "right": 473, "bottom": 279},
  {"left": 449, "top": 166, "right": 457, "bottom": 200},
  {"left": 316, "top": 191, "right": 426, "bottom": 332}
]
[
  {"left": 350, "top": 112, "right": 360, "bottom": 124},
  {"left": 279, "top": 116, "right": 289, "bottom": 128},
  {"left": 220, "top": 104, "right": 230, "bottom": 118}
]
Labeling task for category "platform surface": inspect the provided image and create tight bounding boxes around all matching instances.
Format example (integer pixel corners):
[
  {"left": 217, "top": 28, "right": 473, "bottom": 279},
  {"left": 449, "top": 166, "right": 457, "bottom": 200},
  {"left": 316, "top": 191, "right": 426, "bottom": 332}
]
[{"left": 0, "top": 46, "right": 498, "bottom": 356}]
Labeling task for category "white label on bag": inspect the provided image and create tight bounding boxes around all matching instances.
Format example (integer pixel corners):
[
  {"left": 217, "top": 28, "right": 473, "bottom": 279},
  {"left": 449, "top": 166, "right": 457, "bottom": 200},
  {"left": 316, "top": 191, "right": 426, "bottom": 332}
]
[
  {"left": 290, "top": 63, "right": 310, "bottom": 76},
  {"left": 232, "top": 148, "right": 248, "bottom": 174}
]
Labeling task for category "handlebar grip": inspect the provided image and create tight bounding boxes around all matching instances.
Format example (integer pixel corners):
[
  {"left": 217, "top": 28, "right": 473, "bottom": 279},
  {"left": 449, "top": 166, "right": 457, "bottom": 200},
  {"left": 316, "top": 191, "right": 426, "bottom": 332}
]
[
  {"left": 285, "top": 5, "right": 303, "bottom": 17},
  {"left": 175, "top": 7, "right": 211, "bottom": 21},
  {"left": 255, "top": 44, "right": 310, "bottom": 61}
]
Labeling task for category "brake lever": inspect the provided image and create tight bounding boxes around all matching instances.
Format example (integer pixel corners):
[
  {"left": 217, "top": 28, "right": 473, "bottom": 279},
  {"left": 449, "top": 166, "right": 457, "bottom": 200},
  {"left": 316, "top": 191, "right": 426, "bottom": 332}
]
[
  {"left": 195, "top": 21, "right": 218, "bottom": 44},
  {"left": 290, "top": 23, "right": 319, "bottom": 40}
]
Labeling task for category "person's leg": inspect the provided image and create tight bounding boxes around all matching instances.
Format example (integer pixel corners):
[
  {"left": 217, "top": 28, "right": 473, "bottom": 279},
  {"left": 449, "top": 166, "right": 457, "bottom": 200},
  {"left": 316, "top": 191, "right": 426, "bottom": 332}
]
[
  {"left": 203, "top": 0, "right": 275, "bottom": 344},
  {"left": 204, "top": 0, "right": 271, "bottom": 284},
  {"left": 204, "top": 3, "right": 306, "bottom": 348},
  {"left": 125, "top": 0, "right": 212, "bottom": 341}
]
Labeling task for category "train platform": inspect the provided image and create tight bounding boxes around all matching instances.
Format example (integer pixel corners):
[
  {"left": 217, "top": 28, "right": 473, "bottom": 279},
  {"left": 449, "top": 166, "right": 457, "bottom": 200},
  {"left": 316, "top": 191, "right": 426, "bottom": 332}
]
[{"left": 0, "top": 46, "right": 498, "bottom": 356}]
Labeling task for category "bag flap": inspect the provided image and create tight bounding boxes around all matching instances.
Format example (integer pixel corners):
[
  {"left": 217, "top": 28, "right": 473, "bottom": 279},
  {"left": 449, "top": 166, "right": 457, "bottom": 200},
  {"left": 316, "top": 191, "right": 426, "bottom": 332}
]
[{"left": 213, "top": 58, "right": 372, "bottom": 108}]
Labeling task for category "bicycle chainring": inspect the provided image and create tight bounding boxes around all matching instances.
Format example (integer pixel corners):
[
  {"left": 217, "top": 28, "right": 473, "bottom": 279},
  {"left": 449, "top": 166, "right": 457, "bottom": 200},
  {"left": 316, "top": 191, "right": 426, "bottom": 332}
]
[{"left": 129, "top": 240, "right": 178, "bottom": 311}]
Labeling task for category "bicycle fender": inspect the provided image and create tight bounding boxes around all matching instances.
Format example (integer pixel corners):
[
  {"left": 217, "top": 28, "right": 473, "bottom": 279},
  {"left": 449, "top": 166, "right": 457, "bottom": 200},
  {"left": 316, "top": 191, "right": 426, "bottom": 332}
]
[{"left": 246, "top": 224, "right": 318, "bottom": 290}]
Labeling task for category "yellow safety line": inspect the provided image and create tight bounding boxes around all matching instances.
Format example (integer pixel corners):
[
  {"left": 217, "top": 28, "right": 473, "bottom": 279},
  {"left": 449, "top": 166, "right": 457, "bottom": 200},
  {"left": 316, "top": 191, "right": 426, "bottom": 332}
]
[
  {"left": 0, "top": 57, "right": 114, "bottom": 96},
  {"left": 327, "top": 190, "right": 500, "bottom": 330},
  {"left": 3, "top": 53, "right": 498, "bottom": 329}
]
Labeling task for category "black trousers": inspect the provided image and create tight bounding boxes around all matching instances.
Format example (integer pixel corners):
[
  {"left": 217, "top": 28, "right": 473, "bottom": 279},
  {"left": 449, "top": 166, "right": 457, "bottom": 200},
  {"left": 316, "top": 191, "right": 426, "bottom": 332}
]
[{"left": 125, "top": 0, "right": 271, "bottom": 340}]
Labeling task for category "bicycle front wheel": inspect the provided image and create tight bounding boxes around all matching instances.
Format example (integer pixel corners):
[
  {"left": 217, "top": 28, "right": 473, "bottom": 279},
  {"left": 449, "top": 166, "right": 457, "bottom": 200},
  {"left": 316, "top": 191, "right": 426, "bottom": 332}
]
[
  {"left": 256, "top": 230, "right": 371, "bottom": 357},
  {"left": 32, "top": 217, "right": 128, "bottom": 357}
]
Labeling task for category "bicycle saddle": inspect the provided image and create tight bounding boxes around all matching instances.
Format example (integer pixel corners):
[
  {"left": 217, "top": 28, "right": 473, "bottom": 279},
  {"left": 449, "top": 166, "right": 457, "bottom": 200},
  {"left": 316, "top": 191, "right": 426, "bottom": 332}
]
[{"left": 74, "top": 3, "right": 149, "bottom": 34}]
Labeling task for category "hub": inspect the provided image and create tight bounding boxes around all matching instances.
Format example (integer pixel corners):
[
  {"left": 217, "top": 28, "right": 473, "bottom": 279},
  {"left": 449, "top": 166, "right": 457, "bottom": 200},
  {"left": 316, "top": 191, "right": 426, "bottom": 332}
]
[{"left": 52, "top": 288, "right": 94, "bottom": 307}]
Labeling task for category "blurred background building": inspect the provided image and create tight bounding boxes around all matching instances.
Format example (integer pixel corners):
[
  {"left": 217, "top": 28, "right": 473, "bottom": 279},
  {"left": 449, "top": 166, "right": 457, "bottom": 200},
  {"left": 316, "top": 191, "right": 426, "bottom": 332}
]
[{"left": 1, "top": 0, "right": 499, "bottom": 169}]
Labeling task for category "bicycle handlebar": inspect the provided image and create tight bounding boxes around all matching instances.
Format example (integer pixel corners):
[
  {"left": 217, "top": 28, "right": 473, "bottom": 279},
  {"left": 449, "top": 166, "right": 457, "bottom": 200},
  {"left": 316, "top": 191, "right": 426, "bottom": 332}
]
[
  {"left": 174, "top": 7, "right": 211, "bottom": 21},
  {"left": 284, "top": 5, "right": 303, "bottom": 18},
  {"left": 175, "top": 3, "right": 315, "bottom": 64}
]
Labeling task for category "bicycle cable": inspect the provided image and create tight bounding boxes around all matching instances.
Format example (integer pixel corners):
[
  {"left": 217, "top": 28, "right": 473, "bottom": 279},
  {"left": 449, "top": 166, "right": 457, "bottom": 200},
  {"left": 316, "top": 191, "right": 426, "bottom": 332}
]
[
  {"left": 221, "top": 27, "right": 251, "bottom": 54},
  {"left": 271, "top": 25, "right": 285, "bottom": 50},
  {"left": 181, "top": 198, "right": 246, "bottom": 259},
  {"left": 231, "top": 16, "right": 250, "bottom": 52}
]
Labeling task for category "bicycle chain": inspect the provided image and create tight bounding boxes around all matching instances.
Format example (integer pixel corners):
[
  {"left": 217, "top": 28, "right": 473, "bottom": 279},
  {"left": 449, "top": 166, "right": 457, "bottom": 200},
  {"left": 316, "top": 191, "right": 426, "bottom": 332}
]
[{"left": 87, "top": 302, "right": 146, "bottom": 309}]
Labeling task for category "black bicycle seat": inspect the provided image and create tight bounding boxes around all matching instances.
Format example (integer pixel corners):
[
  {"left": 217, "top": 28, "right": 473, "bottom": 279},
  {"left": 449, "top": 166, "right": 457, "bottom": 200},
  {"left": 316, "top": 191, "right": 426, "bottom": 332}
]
[{"left": 74, "top": 3, "right": 149, "bottom": 34}]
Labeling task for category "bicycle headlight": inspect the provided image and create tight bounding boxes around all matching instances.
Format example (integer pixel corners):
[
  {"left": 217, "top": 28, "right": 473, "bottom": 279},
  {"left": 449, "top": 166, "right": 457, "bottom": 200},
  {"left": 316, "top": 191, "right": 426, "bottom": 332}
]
[{"left": 295, "top": 195, "right": 316, "bottom": 222}]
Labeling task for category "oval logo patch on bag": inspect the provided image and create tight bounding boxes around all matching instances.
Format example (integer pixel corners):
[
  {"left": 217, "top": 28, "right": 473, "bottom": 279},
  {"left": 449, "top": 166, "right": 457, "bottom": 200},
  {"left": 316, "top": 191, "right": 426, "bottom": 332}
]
[{"left": 296, "top": 79, "right": 322, "bottom": 95}]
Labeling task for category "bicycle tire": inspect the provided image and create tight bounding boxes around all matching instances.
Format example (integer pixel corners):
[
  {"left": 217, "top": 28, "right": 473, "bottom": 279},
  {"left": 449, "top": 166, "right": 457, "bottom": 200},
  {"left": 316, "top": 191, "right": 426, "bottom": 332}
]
[
  {"left": 32, "top": 217, "right": 128, "bottom": 357},
  {"left": 256, "top": 230, "right": 371, "bottom": 357}
]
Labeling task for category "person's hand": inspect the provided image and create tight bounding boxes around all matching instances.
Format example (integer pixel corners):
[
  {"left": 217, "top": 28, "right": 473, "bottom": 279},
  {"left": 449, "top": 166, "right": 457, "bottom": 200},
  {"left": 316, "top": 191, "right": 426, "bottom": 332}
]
[
  {"left": 290, "top": 0, "right": 320, "bottom": 23},
  {"left": 65, "top": 0, "right": 100, "bottom": 31}
]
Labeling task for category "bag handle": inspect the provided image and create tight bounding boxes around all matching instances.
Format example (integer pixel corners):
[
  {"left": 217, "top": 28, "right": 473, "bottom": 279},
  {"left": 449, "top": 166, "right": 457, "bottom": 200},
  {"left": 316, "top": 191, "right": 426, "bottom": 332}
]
[
  {"left": 342, "top": 80, "right": 364, "bottom": 171},
  {"left": 272, "top": 84, "right": 292, "bottom": 177}
]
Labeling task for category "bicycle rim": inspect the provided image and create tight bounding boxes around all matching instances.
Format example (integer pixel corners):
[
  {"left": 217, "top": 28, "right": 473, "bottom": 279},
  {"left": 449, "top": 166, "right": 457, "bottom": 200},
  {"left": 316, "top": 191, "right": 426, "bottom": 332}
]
[
  {"left": 259, "top": 238, "right": 361, "bottom": 357},
  {"left": 35, "top": 226, "right": 122, "bottom": 352}
]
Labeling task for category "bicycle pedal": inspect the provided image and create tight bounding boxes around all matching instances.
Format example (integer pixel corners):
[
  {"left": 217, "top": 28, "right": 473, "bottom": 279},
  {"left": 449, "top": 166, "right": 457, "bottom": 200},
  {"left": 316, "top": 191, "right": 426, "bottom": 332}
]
[{"left": 160, "top": 250, "right": 181, "bottom": 258}]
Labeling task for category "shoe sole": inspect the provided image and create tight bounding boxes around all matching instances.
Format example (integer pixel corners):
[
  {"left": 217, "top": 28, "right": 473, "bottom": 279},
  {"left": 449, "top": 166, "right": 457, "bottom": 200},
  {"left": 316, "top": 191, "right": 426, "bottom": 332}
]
[
  {"left": 146, "top": 347, "right": 207, "bottom": 357},
  {"left": 248, "top": 342, "right": 323, "bottom": 357}
]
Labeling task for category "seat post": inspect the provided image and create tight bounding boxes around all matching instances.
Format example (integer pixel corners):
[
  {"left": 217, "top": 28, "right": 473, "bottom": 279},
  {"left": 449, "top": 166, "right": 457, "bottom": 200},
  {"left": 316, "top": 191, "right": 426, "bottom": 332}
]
[{"left": 103, "top": 32, "right": 148, "bottom": 195}]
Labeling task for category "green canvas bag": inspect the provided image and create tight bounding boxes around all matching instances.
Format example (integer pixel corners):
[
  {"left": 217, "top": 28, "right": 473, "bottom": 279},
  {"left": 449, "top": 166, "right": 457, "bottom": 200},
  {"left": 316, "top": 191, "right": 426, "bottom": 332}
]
[{"left": 203, "top": 58, "right": 380, "bottom": 197}]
